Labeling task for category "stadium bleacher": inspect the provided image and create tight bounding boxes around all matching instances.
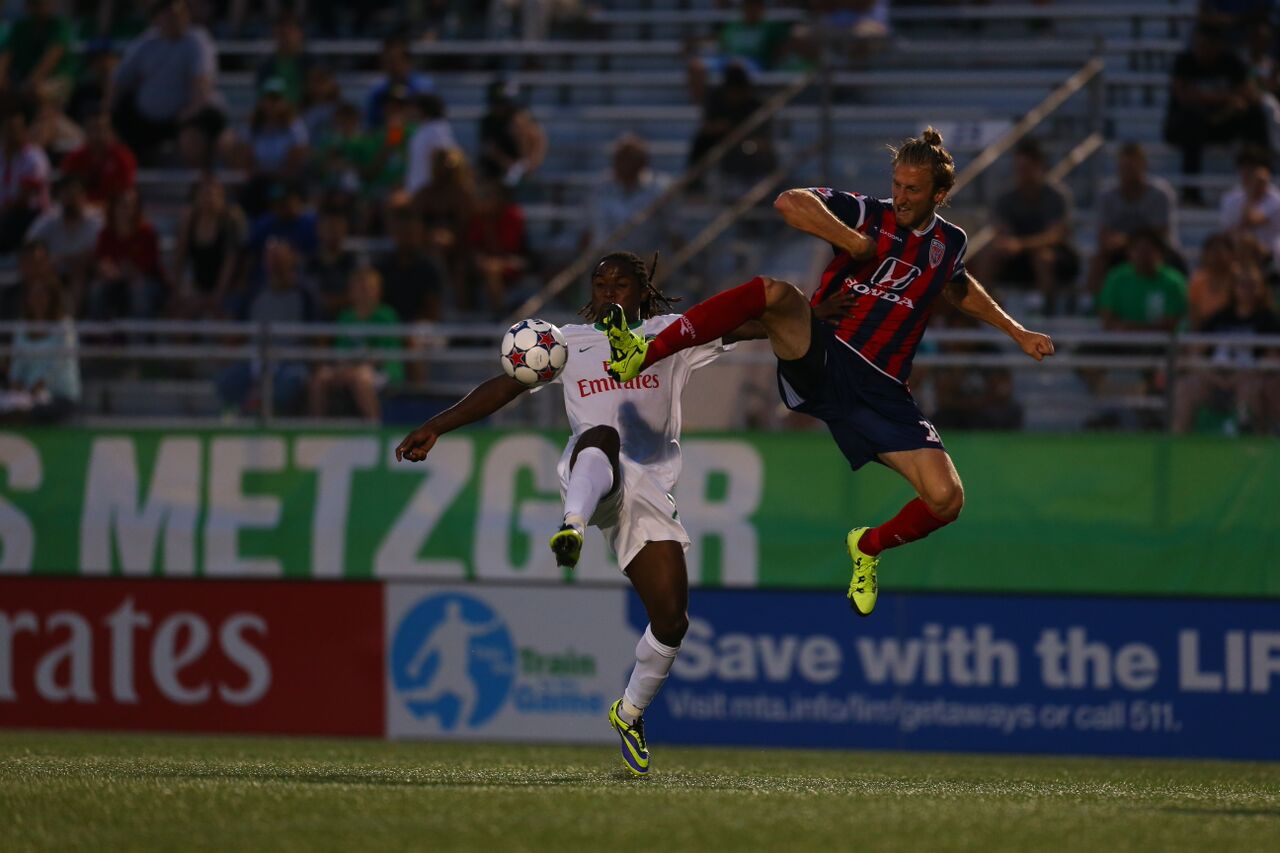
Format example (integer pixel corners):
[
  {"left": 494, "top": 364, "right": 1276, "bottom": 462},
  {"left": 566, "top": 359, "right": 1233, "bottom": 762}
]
[
  {"left": 119, "top": 0, "right": 1216, "bottom": 265},
  {"left": 0, "top": 0, "right": 1271, "bottom": 430}
]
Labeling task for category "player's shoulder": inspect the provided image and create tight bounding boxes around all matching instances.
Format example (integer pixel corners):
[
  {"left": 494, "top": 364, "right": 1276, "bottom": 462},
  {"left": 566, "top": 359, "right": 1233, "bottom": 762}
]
[
  {"left": 846, "top": 193, "right": 893, "bottom": 223},
  {"left": 553, "top": 322, "right": 602, "bottom": 356},
  {"left": 933, "top": 212, "right": 969, "bottom": 244},
  {"left": 643, "top": 313, "right": 683, "bottom": 335},
  {"left": 822, "top": 188, "right": 888, "bottom": 207},
  {"left": 556, "top": 321, "right": 599, "bottom": 342},
  {"left": 807, "top": 187, "right": 880, "bottom": 207}
]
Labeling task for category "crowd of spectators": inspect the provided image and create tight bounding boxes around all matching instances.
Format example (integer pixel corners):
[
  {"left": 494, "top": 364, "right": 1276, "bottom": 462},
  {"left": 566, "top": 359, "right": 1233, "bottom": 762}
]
[
  {"left": 0, "top": 0, "right": 1273, "bottom": 431},
  {"left": 0, "top": 0, "right": 574, "bottom": 420},
  {"left": 960, "top": 3, "right": 1280, "bottom": 434},
  {"left": 0, "top": 0, "right": 900, "bottom": 423},
  {"left": 969, "top": 125, "right": 1280, "bottom": 432}
]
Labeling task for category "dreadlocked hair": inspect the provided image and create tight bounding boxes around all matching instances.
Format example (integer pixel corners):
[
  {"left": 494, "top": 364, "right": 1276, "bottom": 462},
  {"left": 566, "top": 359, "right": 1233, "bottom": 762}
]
[
  {"left": 578, "top": 250, "right": 682, "bottom": 321},
  {"left": 888, "top": 126, "right": 956, "bottom": 199}
]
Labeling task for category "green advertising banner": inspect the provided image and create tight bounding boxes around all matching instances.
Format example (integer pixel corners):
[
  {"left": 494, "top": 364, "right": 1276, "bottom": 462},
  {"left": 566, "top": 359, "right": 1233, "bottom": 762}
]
[{"left": 0, "top": 429, "right": 1275, "bottom": 597}]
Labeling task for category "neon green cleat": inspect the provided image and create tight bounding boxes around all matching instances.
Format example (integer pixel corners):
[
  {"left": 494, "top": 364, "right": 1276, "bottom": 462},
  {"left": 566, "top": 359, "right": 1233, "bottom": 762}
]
[
  {"left": 846, "top": 527, "right": 879, "bottom": 617},
  {"left": 601, "top": 303, "right": 649, "bottom": 383},
  {"left": 549, "top": 522, "right": 584, "bottom": 569},
  {"left": 608, "top": 698, "right": 650, "bottom": 776}
]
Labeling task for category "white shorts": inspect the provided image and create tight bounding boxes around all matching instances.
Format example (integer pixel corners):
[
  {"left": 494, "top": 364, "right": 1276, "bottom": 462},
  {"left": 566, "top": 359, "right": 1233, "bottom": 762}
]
[{"left": 558, "top": 454, "right": 691, "bottom": 572}]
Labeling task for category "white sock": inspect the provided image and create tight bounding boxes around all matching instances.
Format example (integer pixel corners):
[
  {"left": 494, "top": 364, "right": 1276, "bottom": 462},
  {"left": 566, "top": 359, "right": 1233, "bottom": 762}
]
[
  {"left": 621, "top": 625, "right": 680, "bottom": 721},
  {"left": 563, "top": 447, "right": 613, "bottom": 527}
]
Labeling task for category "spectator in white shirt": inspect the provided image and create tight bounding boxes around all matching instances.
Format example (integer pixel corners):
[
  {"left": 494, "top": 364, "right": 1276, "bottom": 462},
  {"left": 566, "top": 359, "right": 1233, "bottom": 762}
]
[
  {"left": 4, "top": 275, "right": 79, "bottom": 424},
  {"left": 405, "top": 93, "right": 457, "bottom": 196},
  {"left": 24, "top": 175, "right": 101, "bottom": 301},
  {"left": 0, "top": 103, "right": 50, "bottom": 255},
  {"left": 1219, "top": 145, "right": 1280, "bottom": 272}
]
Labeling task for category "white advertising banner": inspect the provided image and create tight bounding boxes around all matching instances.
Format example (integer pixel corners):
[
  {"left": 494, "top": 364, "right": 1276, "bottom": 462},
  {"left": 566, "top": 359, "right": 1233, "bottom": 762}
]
[{"left": 385, "top": 584, "right": 638, "bottom": 742}]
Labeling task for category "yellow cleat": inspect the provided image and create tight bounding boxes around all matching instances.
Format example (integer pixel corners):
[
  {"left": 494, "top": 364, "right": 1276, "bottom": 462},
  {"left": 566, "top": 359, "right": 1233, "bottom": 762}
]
[
  {"left": 608, "top": 698, "right": 650, "bottom": 776},
  {"left": 846, "top": 527, "right": 879, "bottom": 617},
  {"left": 601, "top": 303, "right": 649, "bottom": 383},
  {"left": 549, "top": 523, "right": 584, "bottom": 569}
]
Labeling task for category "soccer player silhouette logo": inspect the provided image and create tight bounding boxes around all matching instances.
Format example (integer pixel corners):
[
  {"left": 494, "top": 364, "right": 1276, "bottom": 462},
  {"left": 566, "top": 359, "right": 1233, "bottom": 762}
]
[{"left": 392, "top": 595, "right": 515, "bottom": 730}]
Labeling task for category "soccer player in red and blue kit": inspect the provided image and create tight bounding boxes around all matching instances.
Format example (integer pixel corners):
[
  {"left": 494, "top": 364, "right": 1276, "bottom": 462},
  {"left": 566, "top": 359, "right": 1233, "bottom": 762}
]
[{"left": 604, "top": 127, "right": 1056, "bottom": 617}]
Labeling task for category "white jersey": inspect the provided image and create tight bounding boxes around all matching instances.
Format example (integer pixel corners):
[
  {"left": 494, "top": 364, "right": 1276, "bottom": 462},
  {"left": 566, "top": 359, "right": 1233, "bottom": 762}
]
[{"left": 544, "top": 314, "right": 731, "bottom": 493}]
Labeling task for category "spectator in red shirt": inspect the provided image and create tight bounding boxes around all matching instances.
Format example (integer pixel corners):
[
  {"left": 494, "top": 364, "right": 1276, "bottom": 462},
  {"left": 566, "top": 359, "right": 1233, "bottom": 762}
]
[
  {"left": 88, "top": 187, "right": 165, "bottom": 319},
  {"left": 60, "top": 111, "right": 137, "bottom": 209},
  {"left": 465, "top": 179, "right": 529, "bottom": 317}
]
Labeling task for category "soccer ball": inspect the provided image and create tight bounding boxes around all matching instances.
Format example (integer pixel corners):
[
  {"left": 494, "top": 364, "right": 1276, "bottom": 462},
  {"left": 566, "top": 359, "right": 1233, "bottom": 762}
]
[{"left": 501, "top": 319, "right": 568, "bottom": 386}]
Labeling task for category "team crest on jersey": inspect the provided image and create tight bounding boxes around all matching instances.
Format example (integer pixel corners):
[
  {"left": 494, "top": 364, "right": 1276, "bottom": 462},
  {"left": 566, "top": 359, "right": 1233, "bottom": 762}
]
[
  {"left": 869, "top": 257, "right": 922, "bottom": 292},
  {"left": 929, "top": 238, "right": 946, "bottom": 269}
]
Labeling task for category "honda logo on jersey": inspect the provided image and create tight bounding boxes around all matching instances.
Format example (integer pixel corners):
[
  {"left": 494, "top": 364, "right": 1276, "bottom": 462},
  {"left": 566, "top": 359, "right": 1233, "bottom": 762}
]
[{"left": 869, "top": 257, "right": 922, "bottom": 291}]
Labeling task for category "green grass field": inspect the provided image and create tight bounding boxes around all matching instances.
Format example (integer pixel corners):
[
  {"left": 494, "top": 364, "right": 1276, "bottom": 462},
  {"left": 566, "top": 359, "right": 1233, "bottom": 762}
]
[{"left": 1, "top": 731, "right": 1277, "bottom": 852}]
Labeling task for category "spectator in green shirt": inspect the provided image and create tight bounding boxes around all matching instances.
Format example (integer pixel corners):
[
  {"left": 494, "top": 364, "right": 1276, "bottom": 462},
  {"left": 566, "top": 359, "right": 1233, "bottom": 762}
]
[
  {"left": 0, "top": 0, "right": 74, "bottom": 99},
  {"left": 366, "top": 85, "right": 415, "bottom": 197},
  {"left": 308, "top": 266, "right": 404, "bottom": 422},
  {"left": 686, "top": 0, "right": 792, "bottom": 104},
  {"left": 255, "top": 12, "right": 309, "bottom": 108},
  {"left": 313, "top": 100, "right": 378, "bottom": 230},
  {"left": 1098, "top": 228, "right": 1188, "bottom": 331},
  {"left": 1085, "top": 228, "right": 1189, "bottom": 425}
]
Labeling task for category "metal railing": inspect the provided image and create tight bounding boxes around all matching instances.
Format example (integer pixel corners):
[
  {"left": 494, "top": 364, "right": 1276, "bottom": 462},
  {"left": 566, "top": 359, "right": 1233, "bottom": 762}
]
[
  {"left": 948, "top": 56, "right": 1106, "bottom": 207},
  {"left": 2, "top": 321, "right": 1276, "bottom": 432},
  {"left": 964, "top": 131, "right": 1107, "bottom": 256},
  {"left": 509, "top": 73, "right": 814, "bottom": 320}
]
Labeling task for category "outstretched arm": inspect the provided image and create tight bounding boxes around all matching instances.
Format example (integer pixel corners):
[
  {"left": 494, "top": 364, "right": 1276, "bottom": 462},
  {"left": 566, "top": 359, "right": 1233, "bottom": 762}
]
[
  {"left": 774, "top": 189, "right": 875, "bottom": 260},
  {"left": 944, "top": 273, "right": 1055, "bottom": 361},
  {"left": 395, "top": 375, "right": 529, "bottom": 461}
]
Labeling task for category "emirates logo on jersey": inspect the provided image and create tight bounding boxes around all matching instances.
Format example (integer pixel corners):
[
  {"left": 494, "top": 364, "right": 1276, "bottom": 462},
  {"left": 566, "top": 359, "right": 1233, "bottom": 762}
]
[
  {"left": 869, "top": 257, "right": 922, "bottom": 292},
  {"left": 578, "top": 368, "right": 661, "bottom": 398}
]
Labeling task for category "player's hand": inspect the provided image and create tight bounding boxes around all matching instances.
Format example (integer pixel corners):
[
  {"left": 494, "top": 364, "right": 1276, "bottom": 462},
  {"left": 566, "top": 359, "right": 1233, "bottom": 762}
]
[
  {"left": 813, "top": 290, "right": 856, "bottom": 325},
  {"left": 1016, "top": 329, "right": 1055, "bottom": 361},
  {"left": 395, "top": 426, "right": 439, "bottom": 462}
]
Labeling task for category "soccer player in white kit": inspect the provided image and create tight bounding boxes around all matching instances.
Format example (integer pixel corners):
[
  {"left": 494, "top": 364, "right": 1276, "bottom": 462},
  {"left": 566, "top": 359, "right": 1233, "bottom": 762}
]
[{"left": 395, "top": 252, "right": 743, "bottom": 775}]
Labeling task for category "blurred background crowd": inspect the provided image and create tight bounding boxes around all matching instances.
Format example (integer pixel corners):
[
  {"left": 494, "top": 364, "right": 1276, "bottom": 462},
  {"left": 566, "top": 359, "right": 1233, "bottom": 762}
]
[{"left": 0, "top": 0, "right": 1274, "bottom": 434}]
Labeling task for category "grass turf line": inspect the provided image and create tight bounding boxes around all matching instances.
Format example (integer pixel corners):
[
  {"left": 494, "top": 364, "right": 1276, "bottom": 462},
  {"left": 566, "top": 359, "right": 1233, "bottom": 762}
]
[{"left": 1, "top": 731, "right": 1278, "bottom": 852}]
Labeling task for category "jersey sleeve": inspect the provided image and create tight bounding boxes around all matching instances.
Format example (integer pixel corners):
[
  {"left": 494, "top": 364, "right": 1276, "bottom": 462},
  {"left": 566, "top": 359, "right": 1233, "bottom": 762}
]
[
  {"left": 950, "top": 230, "right": 969, "bottom": 283},
  {"left": 683, "top": 338, "right": 736, "bottom": 371},
  {"left": 645, "top": 313, "right": 734, "bottom": 370},
  {"left": 803, "top": 188, "right": 874, "bottom": 232}
]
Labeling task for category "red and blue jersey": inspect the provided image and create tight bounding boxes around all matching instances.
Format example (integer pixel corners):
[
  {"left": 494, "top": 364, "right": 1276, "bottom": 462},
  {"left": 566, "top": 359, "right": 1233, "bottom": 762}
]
[{"left": 807, "top": 188, "right": 969, "bottom": 384}]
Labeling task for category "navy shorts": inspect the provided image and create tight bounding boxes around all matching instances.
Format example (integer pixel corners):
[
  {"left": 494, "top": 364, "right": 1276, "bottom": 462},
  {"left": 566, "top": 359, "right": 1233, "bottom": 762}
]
[{"left": 776, "top": 316, "right": 944, "bottom": 471}]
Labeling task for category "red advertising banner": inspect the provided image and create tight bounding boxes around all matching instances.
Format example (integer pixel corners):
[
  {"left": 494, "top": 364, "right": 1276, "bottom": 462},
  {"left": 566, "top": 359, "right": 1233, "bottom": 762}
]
[{"left": 0, "top": 578, "right": 383, "bottom": 736}]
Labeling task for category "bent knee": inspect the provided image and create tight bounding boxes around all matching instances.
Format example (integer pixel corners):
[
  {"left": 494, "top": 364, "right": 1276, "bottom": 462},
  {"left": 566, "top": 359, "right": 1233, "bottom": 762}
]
[
  {"left": 650, "top": 610, "right": 689, "bottom": 647},
  {"left": 761, "top": 276, "right": 805, "bottom": 308},
  {"left": 925, "top": 480, "right": 964, "bottom": 521}
]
